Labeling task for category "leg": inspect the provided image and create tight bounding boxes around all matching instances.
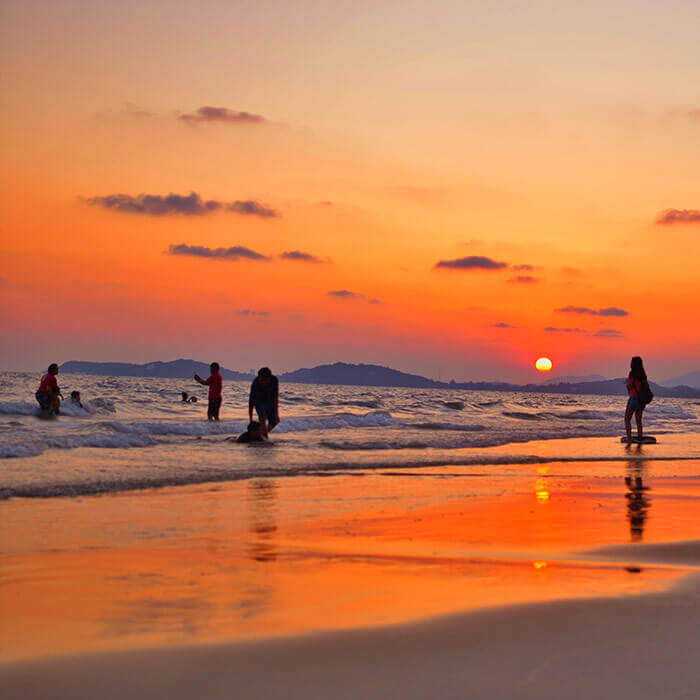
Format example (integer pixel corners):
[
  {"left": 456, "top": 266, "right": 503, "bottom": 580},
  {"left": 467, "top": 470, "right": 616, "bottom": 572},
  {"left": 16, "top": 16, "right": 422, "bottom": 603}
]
[
  {"left": 635, "top": 410, "right": 643, "bottom": 440},
  {"left": 255, "top": 404, "right": 269, "bottom": 439},
  {"left": 213, "top": 398, "right": 221, "bottom": 421},
  {"left": 624, "top": 407, "right": 634, "bottom": 443}
]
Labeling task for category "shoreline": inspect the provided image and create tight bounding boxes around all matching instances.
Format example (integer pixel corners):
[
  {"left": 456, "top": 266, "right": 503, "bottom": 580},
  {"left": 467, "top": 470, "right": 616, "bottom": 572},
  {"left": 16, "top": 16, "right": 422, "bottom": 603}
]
[
  {"left": 3, "top": 431, "right": 699, "bottom": 501},
  {"left": 3, "top": 566, "right": 698, "bottom": 700}
]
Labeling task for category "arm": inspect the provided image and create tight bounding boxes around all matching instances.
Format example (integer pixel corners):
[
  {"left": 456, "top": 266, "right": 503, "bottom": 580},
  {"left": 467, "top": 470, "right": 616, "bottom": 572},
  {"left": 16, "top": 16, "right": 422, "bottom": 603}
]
[{"left": 194, "top": 373, "right": 208, "bottom": 386}]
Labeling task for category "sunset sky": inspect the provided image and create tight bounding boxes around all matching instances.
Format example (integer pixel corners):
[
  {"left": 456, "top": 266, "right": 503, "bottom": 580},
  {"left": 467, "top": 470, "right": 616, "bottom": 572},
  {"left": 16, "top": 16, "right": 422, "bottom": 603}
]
[{"left": 1, "top": 0, "right": 699, "bottom": 382}]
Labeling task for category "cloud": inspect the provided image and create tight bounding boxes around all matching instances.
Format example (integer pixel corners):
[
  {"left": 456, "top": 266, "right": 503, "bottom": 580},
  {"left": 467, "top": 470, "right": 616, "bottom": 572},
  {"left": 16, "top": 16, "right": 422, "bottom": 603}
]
[
  {"left": 655, "top": 208, "right": 700, "bottom": 225},
  {"left": 544, "top": 327, "right": 586, "bottom": 333},
  {"left": 228, "top": 200, "right": 278, "bottom": 217},
  {"left": 168, "top": 244, "right": 269, "bottom": 261},
  {"left": 556, "top": 306, "right": 629, "bottom": 317},
  {"left": 327, "top": 290, "right": 380, "bottom": 304},
  {"left": 562, "top": 266, "right": 583, "bottom": 277},
  {"left": 508, "top": 275, "right": 538, "bottom": 284},
  {"left": 593, "top": 328, "right": 625, "bottom": 338},
  {"left": 491, "top": 322, "right": 515, "bottom": 328},
  {"left": 236, "top": 309, "right": 269, "bottom": 317},
  {"left": 512, "top": 264, "right": 534, "bottom": 272},
  {"left": 179, "top": 106, "right": 265, "bottom": 125},
  {"left": 85, "top": 191, "right": 278, "bottom": 218},
  {"left": 319, "top": 201, "right": 333, "bottom": 207},
  {"left": 435, "top": 256, "right": 508, "bottom": 271},
  {"left": 667, "top": 108, "right": 700, "bottom": 124},
  {"left": 280, "top": 250, "right": 327, "bottom": 263}
]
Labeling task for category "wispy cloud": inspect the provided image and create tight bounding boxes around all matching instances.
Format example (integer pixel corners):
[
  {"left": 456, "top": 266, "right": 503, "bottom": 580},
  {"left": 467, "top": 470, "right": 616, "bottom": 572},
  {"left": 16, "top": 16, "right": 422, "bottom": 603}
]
[
  {"left": 512, "top": 264, "right": 534, "bottom": 272},
  {"left": 280, "top": 250, "right": 327, "bottom": 264},
  {"left": 85, "top": 192, "right": 278, "bottom": 218},
  {"left": 655, "top": 208, "right": 700, "bottom": 225},
  {"left": 168, "top": 244, "right": 269, "bottom": 261},
  {"left": 328, "top": 290, "right": 380, "bottom": 304},
  {"left": 556, "top": 306, "right": 629, "bottom": 317},
  {"left": 236, "top": 309, "right": 269, "bottom": 317},
  {"left": 492, "top": 322, "right": 515, "bottom": 328},
  {"left": 179, "top": 106, "right": 265, "bottom": 125},
  {"left": 544, "top": 327, "right": 586, "bottom": 333},
  {"left": 562, "top": 267, "right": 584, "bottom": 277},
  {"left": 435, "top": 256, "right": 508, "bottom": 271},
  {"left": 508, "top": 275, "right": 538, "bottom": 284},
  {"left": 593, "top": 328, "right": 625, "bottom": 338}
]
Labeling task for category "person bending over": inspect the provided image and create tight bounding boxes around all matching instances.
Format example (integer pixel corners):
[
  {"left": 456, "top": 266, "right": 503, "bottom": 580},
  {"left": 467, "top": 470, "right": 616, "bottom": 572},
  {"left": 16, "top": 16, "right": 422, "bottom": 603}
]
[
  {"left": 194, "top": 362, "right": 223, "bottom": 421},
  {"left": 70, "top": 390, "right": 83, "bottom": 408},
  {"left": 36, "top": 363, "right": 62, "bottom": 418},
  {"left": 249, "top": 367, "right": 279, "bottom": 439}
]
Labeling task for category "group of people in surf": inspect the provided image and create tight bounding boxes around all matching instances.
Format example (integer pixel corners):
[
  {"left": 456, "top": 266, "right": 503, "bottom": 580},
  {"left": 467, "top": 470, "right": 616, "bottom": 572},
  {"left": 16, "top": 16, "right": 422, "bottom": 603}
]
[
  {"left": 35, "top": 356, "right": 652, "bottom": 445},
  {"left": 189, "top": 362, "right": 280, "bottom": 443}
]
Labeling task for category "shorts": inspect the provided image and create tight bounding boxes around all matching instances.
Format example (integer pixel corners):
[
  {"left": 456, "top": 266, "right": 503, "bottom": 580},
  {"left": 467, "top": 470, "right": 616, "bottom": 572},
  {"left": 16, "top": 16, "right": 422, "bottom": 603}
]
[
  {"left": 255, "top": 402, "right": 279, "bottom": 428},
  {"left": 208, "top": 397, "right": 222, "bottom": 420},
  {"left": 627, "top": 395, "right": 644, "bottom": 412},
  {"left": 36, "top": 390, "right": 50, "bottom": 411}
]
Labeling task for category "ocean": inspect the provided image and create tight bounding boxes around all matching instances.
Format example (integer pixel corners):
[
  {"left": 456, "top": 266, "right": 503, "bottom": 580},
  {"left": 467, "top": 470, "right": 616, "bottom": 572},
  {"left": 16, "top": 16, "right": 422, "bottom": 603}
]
[{"left": 1, "top": 371, "right": 699, "bottom": 499}]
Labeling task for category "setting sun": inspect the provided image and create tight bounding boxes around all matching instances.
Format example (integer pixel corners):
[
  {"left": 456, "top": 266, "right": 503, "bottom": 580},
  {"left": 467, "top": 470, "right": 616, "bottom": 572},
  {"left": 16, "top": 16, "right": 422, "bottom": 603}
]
[{"left": 535, "top": 357, "right": 553, "bottom": 372}]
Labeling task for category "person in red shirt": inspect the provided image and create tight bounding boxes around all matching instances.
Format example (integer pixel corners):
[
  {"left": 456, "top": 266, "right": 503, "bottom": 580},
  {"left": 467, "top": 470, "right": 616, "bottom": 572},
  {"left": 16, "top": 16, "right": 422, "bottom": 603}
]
[
  {"left": 36, "top": 363, "right": 62, "bottom": 418},
  {"left": 194, "top": 362, "right": 223, "bottom": 421}
]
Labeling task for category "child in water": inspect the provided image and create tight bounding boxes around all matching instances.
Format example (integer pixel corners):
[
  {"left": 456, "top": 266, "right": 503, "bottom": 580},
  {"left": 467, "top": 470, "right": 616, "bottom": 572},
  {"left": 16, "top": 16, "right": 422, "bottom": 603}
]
[{"left": 235, "top": 421, "right": 265, "bottom": 443}]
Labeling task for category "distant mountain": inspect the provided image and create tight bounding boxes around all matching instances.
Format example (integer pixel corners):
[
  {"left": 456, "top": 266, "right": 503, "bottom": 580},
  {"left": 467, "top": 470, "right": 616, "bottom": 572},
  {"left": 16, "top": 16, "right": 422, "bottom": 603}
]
[
  {"left": 61, "top": 359, "right": 252, "bottom": 381},
  {"left": 660, "top": 370, "right": 700, "bottom": 390},
  {"left": 280, "top": 362, "right": 442, "bottom": 388},
  {"left": 541, "top": 374, "right": 607, "bottom": 385},
  {"left": 58, "top": 359, "right": 700, "bottom": 398}
]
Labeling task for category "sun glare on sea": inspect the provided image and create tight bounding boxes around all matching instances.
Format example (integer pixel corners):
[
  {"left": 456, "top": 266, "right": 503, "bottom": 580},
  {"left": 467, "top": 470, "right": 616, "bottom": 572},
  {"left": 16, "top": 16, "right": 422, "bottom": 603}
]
[{"left": 535, "top": 357, "right": 553, "bottom": 372}]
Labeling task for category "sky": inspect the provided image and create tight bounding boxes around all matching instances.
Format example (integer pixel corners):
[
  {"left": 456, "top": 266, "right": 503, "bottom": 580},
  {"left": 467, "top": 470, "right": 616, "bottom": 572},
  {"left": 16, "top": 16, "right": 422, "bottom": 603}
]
[{"left": 1, "top": 0, "right": 699, "bottom": 382}]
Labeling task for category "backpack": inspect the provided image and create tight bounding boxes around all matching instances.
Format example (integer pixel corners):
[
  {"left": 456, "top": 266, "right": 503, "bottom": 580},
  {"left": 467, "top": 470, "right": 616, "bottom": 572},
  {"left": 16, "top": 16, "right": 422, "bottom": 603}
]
[{"left": 638, "top": 380, "right": 654, "bottom": 406}]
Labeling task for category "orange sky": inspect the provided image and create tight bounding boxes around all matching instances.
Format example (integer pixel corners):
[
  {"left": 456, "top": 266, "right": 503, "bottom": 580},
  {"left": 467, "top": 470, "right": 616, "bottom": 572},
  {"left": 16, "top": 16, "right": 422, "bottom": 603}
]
[{"left": 1, "top": 0, "right": 699, "bottom": 381}]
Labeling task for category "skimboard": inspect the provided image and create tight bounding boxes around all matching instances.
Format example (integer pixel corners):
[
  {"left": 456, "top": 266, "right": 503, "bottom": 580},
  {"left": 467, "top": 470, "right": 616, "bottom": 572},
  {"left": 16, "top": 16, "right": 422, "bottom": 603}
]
[{"left": 620, "top": 435, "right": 656, "bottom": 444}]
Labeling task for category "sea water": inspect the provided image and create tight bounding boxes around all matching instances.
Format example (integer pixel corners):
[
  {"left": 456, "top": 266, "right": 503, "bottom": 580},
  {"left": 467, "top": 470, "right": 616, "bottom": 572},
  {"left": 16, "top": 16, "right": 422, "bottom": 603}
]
[{"left": 1, "top": 372, "right": 699, "bottom": 499}]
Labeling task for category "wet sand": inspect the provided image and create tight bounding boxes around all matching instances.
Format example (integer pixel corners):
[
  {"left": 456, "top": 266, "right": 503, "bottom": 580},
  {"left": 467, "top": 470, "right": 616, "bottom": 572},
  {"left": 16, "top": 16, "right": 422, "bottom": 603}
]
[
  {"left": 1, "top": 449, "right": 699, "bottom": 697},
  {"left": 3, "top": 566, "right": 699, "bottom": 700}
]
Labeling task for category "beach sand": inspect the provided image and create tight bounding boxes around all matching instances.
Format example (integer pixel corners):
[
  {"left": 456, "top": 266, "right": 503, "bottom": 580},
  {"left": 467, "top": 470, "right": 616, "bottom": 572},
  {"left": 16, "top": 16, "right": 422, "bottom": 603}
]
[
  {"left": 3, "top": 566, "right": 699, "bottom": 700},
  {"left": 1, "top": 443, "right": 699, "bottom": 697}
]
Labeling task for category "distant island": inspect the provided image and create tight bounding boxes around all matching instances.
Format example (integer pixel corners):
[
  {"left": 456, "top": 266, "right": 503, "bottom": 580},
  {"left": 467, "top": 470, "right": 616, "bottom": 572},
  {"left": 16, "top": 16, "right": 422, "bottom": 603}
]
[
  {"left": 61, "top": 360, "right": 252, "bottom": 382},
  {"left": 59, "top": 359, "right": 700, "bottom": 399}
]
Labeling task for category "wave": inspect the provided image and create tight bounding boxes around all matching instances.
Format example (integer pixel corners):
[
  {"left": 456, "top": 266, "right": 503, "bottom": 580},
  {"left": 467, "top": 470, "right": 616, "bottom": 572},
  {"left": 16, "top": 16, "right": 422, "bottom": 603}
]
[
  {"left": 0, "top": 397, "right": 116, "bottom": 417},
  {"left": 502, "top": 411, "right": 542, "bottom": 420},
  {"left": 0, "top": 411, "right": 402, "bottom": 459},
  {"left": 412, "top": 422, "right": 486, "bottom": 432}
]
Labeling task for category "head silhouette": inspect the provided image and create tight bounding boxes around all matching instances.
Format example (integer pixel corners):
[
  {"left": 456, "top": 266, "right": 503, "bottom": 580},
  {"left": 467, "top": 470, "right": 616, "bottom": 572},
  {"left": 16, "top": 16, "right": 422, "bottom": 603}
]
[{"left": 630, "top": 356, "right": 647, "bottom": 381}]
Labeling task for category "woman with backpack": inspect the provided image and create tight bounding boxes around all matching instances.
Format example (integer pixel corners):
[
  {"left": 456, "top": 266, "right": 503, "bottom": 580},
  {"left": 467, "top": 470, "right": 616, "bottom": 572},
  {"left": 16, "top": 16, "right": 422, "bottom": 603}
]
[{"left": 625, "top": 356, "right": 653, "bottom": 444}]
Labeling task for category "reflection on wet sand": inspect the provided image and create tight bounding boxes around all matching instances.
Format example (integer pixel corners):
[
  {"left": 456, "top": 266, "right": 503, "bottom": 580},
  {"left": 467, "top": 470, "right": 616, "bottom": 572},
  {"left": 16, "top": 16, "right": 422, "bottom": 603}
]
[
  {"left": 247, "top": 479, "right": 278, "bottom": 563},
  {"left": 625, "top": 460, "right": 651, "bottom": 543}
]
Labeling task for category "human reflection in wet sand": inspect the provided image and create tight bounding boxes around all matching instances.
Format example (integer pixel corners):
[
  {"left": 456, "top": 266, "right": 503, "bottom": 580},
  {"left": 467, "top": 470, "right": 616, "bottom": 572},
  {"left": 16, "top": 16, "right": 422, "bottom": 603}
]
[
  {"left": 248, "top": 479, "right": 278, "bottom": 563},
  {"left": 625, "top": 459, "right": 651, "bottom": 542}
]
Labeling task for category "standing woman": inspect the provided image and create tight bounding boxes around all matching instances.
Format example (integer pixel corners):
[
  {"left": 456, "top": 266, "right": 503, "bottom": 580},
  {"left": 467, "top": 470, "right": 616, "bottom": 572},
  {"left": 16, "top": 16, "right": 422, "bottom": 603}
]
[{"left": 625, "top": 356, "right": 651, "bottom": 444}]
